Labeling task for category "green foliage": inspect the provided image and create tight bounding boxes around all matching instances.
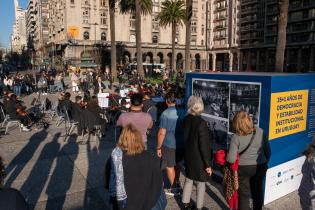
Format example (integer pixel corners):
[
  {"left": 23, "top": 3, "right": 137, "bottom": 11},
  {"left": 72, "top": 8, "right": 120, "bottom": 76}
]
[
  {"left": 144, "top": 75, "right": 164, "bottom": 85},
  {"left": 119, "top": 0, "right": 153, "bottom": 15},
  {"left": 157, "top": 0, "right": 186, "bottom": 28}
]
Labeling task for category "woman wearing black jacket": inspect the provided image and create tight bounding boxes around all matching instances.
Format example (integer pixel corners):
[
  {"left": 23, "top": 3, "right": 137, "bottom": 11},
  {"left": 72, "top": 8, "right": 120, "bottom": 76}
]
[
  {"left": 182, "top": 96, "right": 212, "bottom": 210},
  {"left": 107, "top": 124, "right": 166, "bottom": 210}
]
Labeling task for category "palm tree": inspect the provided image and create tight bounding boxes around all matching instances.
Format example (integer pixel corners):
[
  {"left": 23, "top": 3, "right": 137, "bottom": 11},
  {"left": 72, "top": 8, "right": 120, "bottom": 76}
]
[
  {"left": 185, "top": 0, "right": 192, "bottom": 72},
  {"left": 275, "top": 0, "right": 289, "bottom": 72},
  {"left": 109, "top": 0, "right": 117, "bottom": 78},
  {"left": 158, "top": 0, "right": 186, "bottom": 72},
  {"left": 120, "top": 0, "right": 153, "bottom": 77}
]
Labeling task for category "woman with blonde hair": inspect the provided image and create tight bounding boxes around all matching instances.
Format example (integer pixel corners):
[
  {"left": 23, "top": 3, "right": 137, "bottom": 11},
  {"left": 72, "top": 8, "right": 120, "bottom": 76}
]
[
  {"left": 226, "top": 111, "right": 271, "bottom": 210},
  {"left": 108, "top": 124, "right": 166, "bottom": 210},
  {"left": 181, "top": 96, "right": 212, "bottom": 210}
]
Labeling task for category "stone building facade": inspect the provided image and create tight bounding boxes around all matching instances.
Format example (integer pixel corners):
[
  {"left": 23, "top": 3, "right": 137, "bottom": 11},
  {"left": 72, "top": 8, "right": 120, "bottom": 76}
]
[
  {"left": 207, "top": 0, "right": 240, "bottom": 71},
  {"left": 26, "top": 0, "right": 50, "bottom": 63},
  {"left": 11, "top": 0, "right": 27, "bottom": 53},
  {"left": 240, "top": 0, "right": 315, "bottom": 72},
  {"left": 44, "top": 0, "right": 209, "bottom": 71}
]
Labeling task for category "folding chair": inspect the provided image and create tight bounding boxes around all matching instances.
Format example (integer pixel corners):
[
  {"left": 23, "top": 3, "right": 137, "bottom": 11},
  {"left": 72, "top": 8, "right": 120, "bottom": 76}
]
[
  {"left": 63, "top": 106, "right": 78, "bottom": 137},
  {"left": 1, "top": 106, "right": 22, "bottom": 135}
]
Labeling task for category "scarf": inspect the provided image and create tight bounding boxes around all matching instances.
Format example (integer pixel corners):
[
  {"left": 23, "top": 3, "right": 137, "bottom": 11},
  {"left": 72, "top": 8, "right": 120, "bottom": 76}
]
[
  {"left": 109, "top": 147, "right": 127, "bottom": 207},
  {"left": 215, "top": 150, "right": 239, "bottom": 210}
]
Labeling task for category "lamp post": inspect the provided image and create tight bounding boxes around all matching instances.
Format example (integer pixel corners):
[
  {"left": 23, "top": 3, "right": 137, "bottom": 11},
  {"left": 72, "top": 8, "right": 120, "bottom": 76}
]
[{"left": 92, "top": 22, "right": 98, "bottom": 64}]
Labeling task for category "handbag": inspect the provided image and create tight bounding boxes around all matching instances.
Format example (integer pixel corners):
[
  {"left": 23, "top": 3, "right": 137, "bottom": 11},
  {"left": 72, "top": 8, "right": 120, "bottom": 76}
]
[{"left": 215, "top": 130, "right": 256, "bottom": 166}]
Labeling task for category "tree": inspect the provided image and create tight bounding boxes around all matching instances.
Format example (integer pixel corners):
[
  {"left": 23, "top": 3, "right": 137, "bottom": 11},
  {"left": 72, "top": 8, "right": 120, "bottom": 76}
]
[
  {"left": 275, "top": 0, "right": 289, "bottom": 72},
  {"left": 158, "top": 0, "right": 186, "bottom": 72},
  {"left": 185, "top": 0, "right": 192, "bottom": 72},
  {"left": 120, "top": 0, "right": 152, "bottom": 77},
  {"left": 109, "top": 0, "right": 117, "bottom": 78}
]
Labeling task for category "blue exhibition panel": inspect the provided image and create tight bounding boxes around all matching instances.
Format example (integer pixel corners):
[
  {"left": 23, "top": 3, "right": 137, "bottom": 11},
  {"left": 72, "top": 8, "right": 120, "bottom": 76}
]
[{"left": 185, "top": 72, "right": 315, "bottom": 168}]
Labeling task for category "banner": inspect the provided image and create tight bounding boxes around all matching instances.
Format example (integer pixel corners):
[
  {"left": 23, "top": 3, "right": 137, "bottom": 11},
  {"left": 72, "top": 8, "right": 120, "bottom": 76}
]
[
  {"left": 264, "top": 156, "right": 306, "bottom": 205},
  {"left": 269, "top": 90, "right": 308, "bottom": 140},
  {"left": 68, "top": 26, "right": 79, "bottom": 39}
]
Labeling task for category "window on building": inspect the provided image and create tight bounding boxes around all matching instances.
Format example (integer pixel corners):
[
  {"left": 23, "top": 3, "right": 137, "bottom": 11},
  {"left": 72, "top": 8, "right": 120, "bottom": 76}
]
[
  {"left": 100, "top": 12, "right": 107, "bottom": 25},
  {"left": 201, "top": 40, "right": 204, "bottom": 46},
  {"left": 191, "top": 36, "right": 197, "bottom": 45},
  {"left": 101, "top": 32, "right": 106, "bottom": 40},
  {"left": 153, "top": 6, "right": 159, "bottom": 13},
  {"left": 100, "top": 0, "right": 106, "bottom": 7},
  {"left": 175, "top": 37, "right": 178, "bottom": 44},
  {"left": 84, "top": 31, "right": 90, "bottom": 40},
  {"left": 71, "top": 0, "right": 74, "bottom": 4},
  {"left": 83, "top": 16, "right": 89, "bottom": 24},
  {"left": 129, "top": 34, "right": 136, "bottom": 42},
  {"left": 152, "top": 35, "right": 158, "bottom": 43}
]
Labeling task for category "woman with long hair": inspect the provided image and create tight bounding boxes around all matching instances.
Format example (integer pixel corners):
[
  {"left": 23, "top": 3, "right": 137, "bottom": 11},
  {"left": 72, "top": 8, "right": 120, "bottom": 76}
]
[
  {"left": 226, "top": 111, "right": 271, "bottom": 210},
  {"left": 108, "top": 124, "right": 166, "bottom": 210}
]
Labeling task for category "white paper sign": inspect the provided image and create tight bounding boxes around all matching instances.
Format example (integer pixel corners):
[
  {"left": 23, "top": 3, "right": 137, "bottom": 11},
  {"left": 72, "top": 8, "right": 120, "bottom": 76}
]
[
  {"left": 97, "top": 93, "right": 109, "bottom": 108},
  {"left": 264, "top": 156, "right": 306, "bottom": 205}
]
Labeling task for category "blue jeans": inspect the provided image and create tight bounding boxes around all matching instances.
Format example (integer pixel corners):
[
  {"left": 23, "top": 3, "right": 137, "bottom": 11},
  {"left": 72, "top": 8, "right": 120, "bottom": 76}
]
[
  {"left": 151, "top": 188, "right": 167, "bottom": 210},
  {"left": 13, "top": 85, "right": 21, "bottom": 96}
]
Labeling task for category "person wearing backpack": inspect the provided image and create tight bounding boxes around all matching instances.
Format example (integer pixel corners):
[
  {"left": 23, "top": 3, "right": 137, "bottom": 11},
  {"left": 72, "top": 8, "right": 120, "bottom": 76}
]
[{"left": 226, "top": 111, "right": 271, "bottom": 210}]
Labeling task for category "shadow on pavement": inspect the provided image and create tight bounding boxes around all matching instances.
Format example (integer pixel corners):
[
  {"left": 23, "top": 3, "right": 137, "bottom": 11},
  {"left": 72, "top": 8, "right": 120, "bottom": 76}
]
[
  {"left": 5, "top": 129, "right": 49, "bottom": 188},
  {"left": 45, "top": 135, "right": 78, "bottom": 210},
  {"left": 19, "top": 132, "right": 61, "bottom": 206}
]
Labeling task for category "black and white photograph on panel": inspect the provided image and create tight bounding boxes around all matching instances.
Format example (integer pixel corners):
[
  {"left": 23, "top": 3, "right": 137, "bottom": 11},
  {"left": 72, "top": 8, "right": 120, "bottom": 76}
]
[
  {"left": 192, "top": 79, "right": 229, "bottom": 119},
  {"left": 202, "top": 115, "right": 229, "bottom": 151},
  {"left": 229, "top": 82, "right": 261, "bottom": 132}
]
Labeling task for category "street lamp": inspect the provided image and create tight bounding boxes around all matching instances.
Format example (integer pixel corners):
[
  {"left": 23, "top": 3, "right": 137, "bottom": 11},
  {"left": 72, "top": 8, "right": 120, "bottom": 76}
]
[{"left": 92, "top": 22, "right": 98, "bottom": 64}]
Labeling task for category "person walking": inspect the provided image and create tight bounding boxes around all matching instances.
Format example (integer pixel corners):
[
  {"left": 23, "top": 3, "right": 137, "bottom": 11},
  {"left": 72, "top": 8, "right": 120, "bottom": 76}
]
[
  {"left": 117, "top": 93, "right": 153, "bottom": 149},
  {"left": 71, "top": 71, "right": 80, "bottom": 93},
  {"left": 181, "top": 96, "right": 212, "bottom": 210},
  {"left": 226, "top": 111, "right": 271, "bottom": 210},
  {"left": 107, "top": 124, "right": 166, "bottom": 210},
  {"left": 156, "top": 92, "right": 185, "bottom": 196},
  {"left": 302, "top": 137, "right": 315, "bottom": 209}
]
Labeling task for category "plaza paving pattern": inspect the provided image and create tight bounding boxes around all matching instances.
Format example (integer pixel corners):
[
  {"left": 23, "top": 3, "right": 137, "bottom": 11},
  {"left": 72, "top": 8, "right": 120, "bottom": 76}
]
[{"left": 0, "top": 92, "right": 305, "bottom": 210}]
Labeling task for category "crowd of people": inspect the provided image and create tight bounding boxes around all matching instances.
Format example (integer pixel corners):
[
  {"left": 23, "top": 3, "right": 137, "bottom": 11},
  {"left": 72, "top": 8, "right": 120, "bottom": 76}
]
[{"left": 1, "top": 68, "right": 315, "bottom": 210}]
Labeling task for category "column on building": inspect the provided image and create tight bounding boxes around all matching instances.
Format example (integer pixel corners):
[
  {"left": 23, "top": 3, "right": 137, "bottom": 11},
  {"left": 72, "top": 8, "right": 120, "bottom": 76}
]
[
  {"left": 256, "top": 50, "right": 260, "bottom": 72},
  {"left": 212, "top": 53, "right": 216, "bottom": 71},
  {"left": 238, "top": 51, "right": 242, "bottom": 72},
  {"left": 297, "top": 48, "right": 302, "bottom": 72},
  {"left": 229, "top": 52, "right": 234, "bottom": 72},
  {"left": 310, "top": 47, "right": 314, "bottom": 72},
  {"left": 286, "top": 49, "right": 290, "bottom": 71},
  {"left": 265, "top": 50, "right": 269, "bottom": 71}
]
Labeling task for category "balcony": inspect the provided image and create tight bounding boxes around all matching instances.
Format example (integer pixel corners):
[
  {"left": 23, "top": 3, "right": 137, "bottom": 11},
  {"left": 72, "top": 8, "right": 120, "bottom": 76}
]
[
  {"left": 241, "top": 6, "right": 259, "bottom": 15},
  {"left": 213, "top": 25, "right": 227, "bottom": 31},
  {"left": 214, "top": 34, "right": 227, "bottom": 40},
  {"left": 241, "top": 0, "right": 258, "bottom": 6},
  {"left": 214, "top": 15, "right": 227, "bottom": 21},
  {"left": 214, "top": 5, "right": 227, "bottom": 12},
  {"left": 240, "top": 24, "right": 258, "bottom": 31}
]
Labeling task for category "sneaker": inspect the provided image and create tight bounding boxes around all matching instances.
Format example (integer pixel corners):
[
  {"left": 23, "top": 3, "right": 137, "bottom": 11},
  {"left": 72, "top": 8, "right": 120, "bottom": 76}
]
[
  {"left": 22, "top": 126, "right": 30, "bottom": 132},
  {"left": 164, "top": 188, "right": 181, "bottom": 197}
]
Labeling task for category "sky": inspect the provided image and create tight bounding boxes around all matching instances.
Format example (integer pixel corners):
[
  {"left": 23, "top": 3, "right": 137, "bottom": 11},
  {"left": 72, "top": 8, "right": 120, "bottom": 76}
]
[{"left": 0, "top": 0, "right": 28, "bottom": 49}]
